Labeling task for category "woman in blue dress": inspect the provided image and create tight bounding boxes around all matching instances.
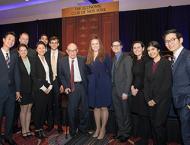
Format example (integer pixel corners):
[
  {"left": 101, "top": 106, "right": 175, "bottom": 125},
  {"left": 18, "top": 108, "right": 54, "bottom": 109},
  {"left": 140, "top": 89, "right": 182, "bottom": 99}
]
[{"left": 86, "top": 36, "right": 112, "bottom": 139}]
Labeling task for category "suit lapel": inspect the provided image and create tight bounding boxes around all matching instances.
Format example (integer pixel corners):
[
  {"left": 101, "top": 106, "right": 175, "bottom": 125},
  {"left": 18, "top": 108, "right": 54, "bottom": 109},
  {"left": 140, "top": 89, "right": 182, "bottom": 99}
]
[
  {"left": 173, "top": 49, "right": 185, "bottom": 74},
  {"left": 65, "top": 56, "right": 71, "bottom": 79},
  {"left": 151, "top": 59, "right": 163, "bottom": 80},
  {"left": 19, "top": 57, "right": 30, "bottom": 76},
  {"left": 114, "top": 53, "right": 124, "bottom": 69},
  {"left": 0, "top": 50, "right": 7, "bottom": 67},
  {"left": 77, "top": 57, "right": 83, "bottom": 78}
]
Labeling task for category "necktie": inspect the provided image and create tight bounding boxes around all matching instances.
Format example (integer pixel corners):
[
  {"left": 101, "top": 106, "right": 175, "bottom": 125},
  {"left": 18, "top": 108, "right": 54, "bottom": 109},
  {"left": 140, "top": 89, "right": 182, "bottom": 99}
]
[
  {"left": 171, "top": 56, "right": 175, "bottom": 69},
  {"left": 51, "top": 52, "right": 57, "bottom": 80},
  {"left": 70, "top": 59, "right": 75, "bottom": 92},
  {"left": 6, "top": 53, "right": 10, "bottom": 68}
]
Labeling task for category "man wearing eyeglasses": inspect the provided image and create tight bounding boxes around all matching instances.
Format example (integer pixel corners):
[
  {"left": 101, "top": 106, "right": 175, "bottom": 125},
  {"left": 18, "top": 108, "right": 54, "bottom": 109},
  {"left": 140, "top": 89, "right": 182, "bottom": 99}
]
[
  {"left": 59, "top": 43, "right": 89, "bottom": 137},
  {"left": 111, "top": 40, "right": 133, "bottom": 143},
  {"left": 163, "top": 29, "right": 190, "bottom": 145},
  {"left": 45, "top": 36, "right": 65, "bottom": 133}
]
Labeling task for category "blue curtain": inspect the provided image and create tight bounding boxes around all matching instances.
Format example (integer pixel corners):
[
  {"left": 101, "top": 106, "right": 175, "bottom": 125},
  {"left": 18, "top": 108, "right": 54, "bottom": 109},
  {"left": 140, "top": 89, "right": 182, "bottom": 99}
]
[{"left": 119, "top": 5, "right": 190, "bottom": 52}]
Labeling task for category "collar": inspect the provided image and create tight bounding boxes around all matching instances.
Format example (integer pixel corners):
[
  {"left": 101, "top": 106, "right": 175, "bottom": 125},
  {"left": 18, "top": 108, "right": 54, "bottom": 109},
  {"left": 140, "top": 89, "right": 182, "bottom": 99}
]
[{"left": 173, "top": 46, "right": 183, "bottom": 60}]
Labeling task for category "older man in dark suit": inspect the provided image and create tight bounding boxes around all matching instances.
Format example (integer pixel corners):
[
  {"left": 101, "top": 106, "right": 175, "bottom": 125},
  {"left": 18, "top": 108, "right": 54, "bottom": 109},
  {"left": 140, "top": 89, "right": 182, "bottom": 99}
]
[
  {"left": 164, "top": 29, "right": 190, "bottom": 145},
  {"left": 59, "top": 43, "right": 89, "bottom": 137},
  {"left": 0, "top": 32, "right": 21, "bottom": 145},
  {"left": 111, "top": 40, "right": 133, "bottom": 143}
]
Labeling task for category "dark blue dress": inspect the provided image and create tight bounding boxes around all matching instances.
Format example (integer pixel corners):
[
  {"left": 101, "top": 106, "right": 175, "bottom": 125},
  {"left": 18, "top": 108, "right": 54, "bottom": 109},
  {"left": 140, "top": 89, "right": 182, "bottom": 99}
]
[{"left": 87, "top": 55, "right": 112, "bottom": 108}]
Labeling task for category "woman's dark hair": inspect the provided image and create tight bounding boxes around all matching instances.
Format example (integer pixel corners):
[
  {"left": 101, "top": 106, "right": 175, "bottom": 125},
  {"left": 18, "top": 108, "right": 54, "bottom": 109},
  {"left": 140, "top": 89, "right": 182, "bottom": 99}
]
[
  {"left": 131, "top": 41, "right": 147, "bottom": 60},
  {"left": 147, "top": 41, "right": 161, "bottom": 50},
  {"left": 17, "top": 43, "right": 28, "bottom": 51},
  {"left": 36, "top": 41, "right": 46, "bottom": 48},
  {"left": 162, "top": 29, "right": 182, "bottom": 40}
]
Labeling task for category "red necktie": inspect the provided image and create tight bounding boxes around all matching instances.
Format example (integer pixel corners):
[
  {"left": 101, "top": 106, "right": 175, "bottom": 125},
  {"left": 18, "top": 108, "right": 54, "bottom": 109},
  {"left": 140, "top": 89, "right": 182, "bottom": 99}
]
[{"left": 70, "top": 59, "right": 75, "bottom": 91}]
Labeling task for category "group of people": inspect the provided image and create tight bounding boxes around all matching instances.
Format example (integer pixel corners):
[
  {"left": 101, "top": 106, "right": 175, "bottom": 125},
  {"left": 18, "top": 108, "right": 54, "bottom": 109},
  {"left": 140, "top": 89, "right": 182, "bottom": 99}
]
[{"left": 0, "top": 29, "right": 189, "bottom": 145}]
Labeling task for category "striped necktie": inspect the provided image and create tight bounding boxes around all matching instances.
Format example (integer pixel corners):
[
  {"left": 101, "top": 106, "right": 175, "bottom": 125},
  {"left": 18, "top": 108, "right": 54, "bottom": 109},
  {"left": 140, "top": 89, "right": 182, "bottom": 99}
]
[{"left": 5, "top": 53, "right": 10, "bottom": 68}]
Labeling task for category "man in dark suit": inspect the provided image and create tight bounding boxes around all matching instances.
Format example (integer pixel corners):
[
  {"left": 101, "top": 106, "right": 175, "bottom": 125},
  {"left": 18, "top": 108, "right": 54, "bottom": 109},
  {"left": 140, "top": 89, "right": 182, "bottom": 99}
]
[
  {"left": 163, "top": 29, "right": 190, "bottom": 145},
  {"left": 0, "top": 32, "right": 21, "bottom": 145},
  {"left": 39, "top": 34, "right": 50, "bottom": 52},
  {"left": 111, "top": 40, "right": 133, "bottom": 143},
  {"left": 59, "top": 43, "right": 89, "bottom": 137},
  {"left": 45, "top": 36, "right": 64, "bottom": 132}
]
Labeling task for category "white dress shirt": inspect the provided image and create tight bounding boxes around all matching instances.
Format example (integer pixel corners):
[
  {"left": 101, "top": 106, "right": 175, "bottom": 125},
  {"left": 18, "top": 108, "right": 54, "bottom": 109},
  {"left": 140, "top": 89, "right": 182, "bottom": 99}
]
[
  {"left": 69, "top": 57, "right": 82, "bottom": 82},
  {"left": 173, "top": 46, "right": 183, "bottom": 63}
]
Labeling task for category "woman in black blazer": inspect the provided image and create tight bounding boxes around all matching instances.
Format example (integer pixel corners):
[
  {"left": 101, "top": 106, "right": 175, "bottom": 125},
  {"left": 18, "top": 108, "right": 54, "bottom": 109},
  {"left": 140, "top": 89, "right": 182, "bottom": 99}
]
[
  {"left": 131, "top": 41, "right": 150, "bottom": 145},
  {"left": 18, "top": 44, "right": 33, "bottom": 138},
  {"left": 31, "top": 41, "right": 53, "bottom": 139},
  {"left": 144, "top": 41, "right": 172, "bottom": 145}
]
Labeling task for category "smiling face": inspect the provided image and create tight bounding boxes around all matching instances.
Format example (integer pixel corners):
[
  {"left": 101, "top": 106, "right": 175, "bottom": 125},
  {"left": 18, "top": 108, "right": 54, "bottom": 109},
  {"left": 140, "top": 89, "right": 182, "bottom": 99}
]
[
  {"left": 36, "top": 44, "right": 46, "bottom": 56},
  {"left": 49, "top": 39, "right": 59, "bottom": 50},
  {"left": 91, "top": 39, "right": 100, "bottom": 53},
  {"left": 147, "top": 46, "right": 160, "bottom": 59},
  {"left": 3, "top": 34, "right": 15, "bottom": 50},
  {"left": 18, "top": 46, "right": 28, "bottom": 58},
  {"left": 164, "top": 33, "right": 183, "bottom": 53},
  {"left": 132, "top": 42, "right": 144, "bottom": 58},
  {"left": 111, "top": 41, "right": 122, "bottom": 54},
  {"left": 19, "top": 33, "right": 29, "bottom": 45},
  {"left": 40, "top": 35, "right": 48, "bottom": 45},
  {"left": 66, "top": 43, "right": 78, "bottom": 59}
]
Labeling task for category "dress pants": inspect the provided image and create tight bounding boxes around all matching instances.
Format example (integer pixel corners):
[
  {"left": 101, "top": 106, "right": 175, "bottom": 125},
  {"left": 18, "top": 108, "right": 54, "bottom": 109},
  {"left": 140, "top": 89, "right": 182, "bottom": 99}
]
[
  {"left": 68, "top": 83, "right": 89, "bottom": 136},
  {"left": 0, "top": 96, "right": 15, "bottom": 139},
  {"left": 47, "top": 80, "right": 62, "bottom": 127},
  {"left": 33, "top": 90, "right": 51, "bottom": 130},
  {"left": 112, "top": 87, "right": 132, "bottom": 138},
  {"left": 178, "top": 106, "right": 190, "bottom": 145}
]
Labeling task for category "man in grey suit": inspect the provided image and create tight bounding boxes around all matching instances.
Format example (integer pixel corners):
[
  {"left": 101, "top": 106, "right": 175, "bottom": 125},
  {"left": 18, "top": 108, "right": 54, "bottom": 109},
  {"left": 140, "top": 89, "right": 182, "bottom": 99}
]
[
  {"left": 163, "top": 29, "right": 190, "bottom": 145},
  {"left": 0, "top": 32, "right": 21, "bottom": 145},
  {"left": 111, "top": 40, "right": 133, "bottom": 143}
]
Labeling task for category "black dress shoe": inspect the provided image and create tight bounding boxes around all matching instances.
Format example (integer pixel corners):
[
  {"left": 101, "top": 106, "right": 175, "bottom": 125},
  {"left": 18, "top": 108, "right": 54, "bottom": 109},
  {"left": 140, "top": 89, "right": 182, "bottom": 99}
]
[
  {"left": 0, "top": 139, "right": 4, "bottom": 145},
  {"left": 57, "top": 127, "right": 63, "bottom": 133},
  {"left": 35, "top": 131, "right": 43, "bottom": 139},
  {"left": 4, "top": 137, "right": 17, "bottom": 145},
  {"left": 118, "top": 136, "right": 129, "bottom": 143},
  {"left": 40, "top": 130, "right": 47, "bottom": 138}
]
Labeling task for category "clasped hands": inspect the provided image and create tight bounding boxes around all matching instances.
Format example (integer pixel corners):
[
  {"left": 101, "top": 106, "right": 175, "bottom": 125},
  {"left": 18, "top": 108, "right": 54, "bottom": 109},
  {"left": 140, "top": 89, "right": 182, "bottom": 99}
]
[
  {"left": 131, "top": 85, "right": 138, "bottom": 96},
  {"left": 40, "top": 85, "right": 53, "bottom": 94},
  {"left": 148, "top": 99, "right": 156, "bottom": 107}
]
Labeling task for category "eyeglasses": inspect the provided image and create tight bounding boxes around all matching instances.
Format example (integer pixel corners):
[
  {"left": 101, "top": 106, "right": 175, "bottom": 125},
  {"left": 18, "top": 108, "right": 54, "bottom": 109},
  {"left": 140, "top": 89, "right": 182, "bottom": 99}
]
[
  {"left": 112, "top": 44, "right": 121, "bottom": 47},
  {"left": 165, "top": 38, "right": 178, "bottom": 45}
]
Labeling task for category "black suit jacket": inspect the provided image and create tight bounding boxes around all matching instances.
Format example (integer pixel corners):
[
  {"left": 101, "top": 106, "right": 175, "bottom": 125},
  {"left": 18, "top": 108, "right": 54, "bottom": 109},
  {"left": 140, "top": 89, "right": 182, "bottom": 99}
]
[
  {"left": 18, "top": 56, "right": 33, "bottom": 94},
  {"left": 0, "top": 49, "right": 20, "bottom": 100},
  {"left": 31, "top": 55, "right": 53, "bottom": 91},
  {"left": 59, "top": 55, "right": 87, "bottom": 89},
  {"left": 45, "top": 49, "right": 64, "bottom": 86},
  {"left": 144, "top": 58, "right": 172, "bottom": 104}
]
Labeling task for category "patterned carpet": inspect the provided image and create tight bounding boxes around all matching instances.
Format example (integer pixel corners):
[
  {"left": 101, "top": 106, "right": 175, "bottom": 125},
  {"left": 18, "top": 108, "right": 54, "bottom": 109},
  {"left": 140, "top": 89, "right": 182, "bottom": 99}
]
[{"left": 10, "top": 130, "right": 181, "bottom": 145}]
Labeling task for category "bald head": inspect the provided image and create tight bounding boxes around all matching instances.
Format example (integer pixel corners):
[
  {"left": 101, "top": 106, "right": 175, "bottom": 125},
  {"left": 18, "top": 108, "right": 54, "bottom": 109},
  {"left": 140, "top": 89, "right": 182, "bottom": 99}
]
[{"left": 66, "top": 43, "right": 78, "bottom": 59}]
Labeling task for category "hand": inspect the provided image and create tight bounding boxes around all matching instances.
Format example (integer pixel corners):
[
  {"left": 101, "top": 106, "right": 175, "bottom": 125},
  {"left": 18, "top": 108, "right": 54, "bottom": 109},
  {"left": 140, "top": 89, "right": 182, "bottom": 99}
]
[
  {"left": 45, "top": 85, "right": 53, "bottom": 94},
  {"left": 148, "top": 100, "right": 156, "bottom": 107},
  {"left": 187, "top": 104, "right": 190, "bottom": 110},
  {"left": 65, "top": 88, "right": 71, "bottom": 94},
  {"left": 121, "top": 93, "right": 128, "bottom": 100},
  {"left": 16, "top": 92, "right": 22, "bottom": 102},
  {"left": 59, "top": 85, "right": 64, "bottom": 93},
  {"left": 131, "top": 86, "right": 138, "bottom": 96}
]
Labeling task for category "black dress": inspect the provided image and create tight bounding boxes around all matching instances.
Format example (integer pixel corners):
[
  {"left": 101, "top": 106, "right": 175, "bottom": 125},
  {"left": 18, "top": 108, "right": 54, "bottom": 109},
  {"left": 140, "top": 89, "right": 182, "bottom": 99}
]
[
  {"left": 18, "top": 57, "right": 33, "bottom": 105},
  {"left": 131, "top": 56, "right": 149, "bottom": 116}
]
